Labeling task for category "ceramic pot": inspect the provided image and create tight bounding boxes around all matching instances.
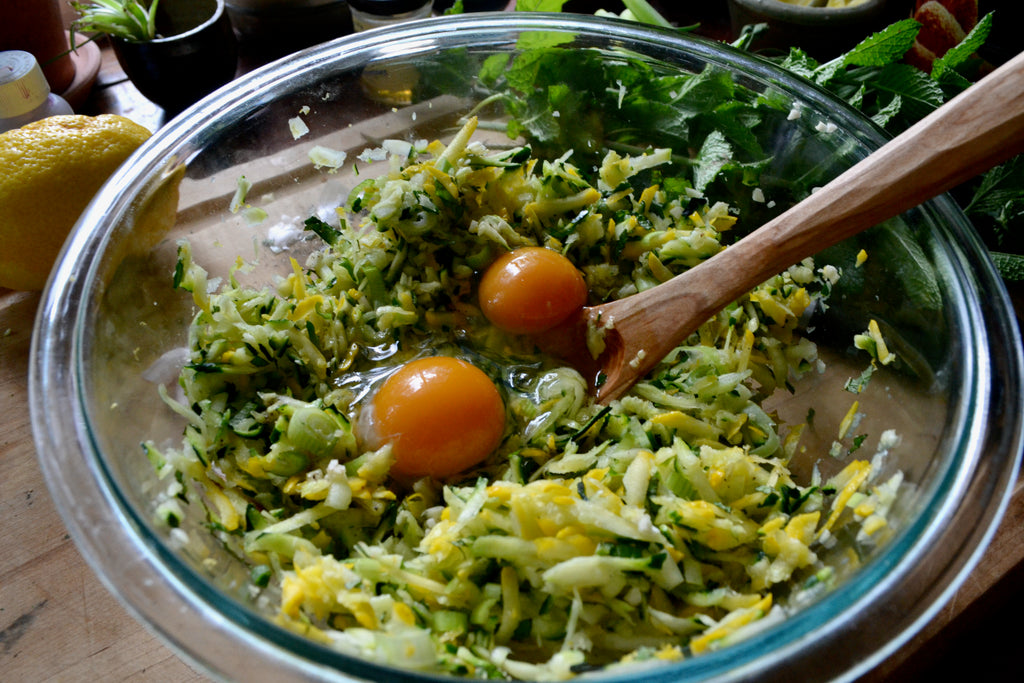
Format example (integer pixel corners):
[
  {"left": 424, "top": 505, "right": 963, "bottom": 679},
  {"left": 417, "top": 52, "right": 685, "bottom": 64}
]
[
  {"left": 0, "top": 0, "right": 76, "bottom": 93},
  {"left": 112, "top": 0, "right": 238, "bottom": 114},
  {"left": 727, "top": 0, "right": 898, "bottom": 59},
  {"left": 225, "top": 0, "right": 352, "bottom": 60}
]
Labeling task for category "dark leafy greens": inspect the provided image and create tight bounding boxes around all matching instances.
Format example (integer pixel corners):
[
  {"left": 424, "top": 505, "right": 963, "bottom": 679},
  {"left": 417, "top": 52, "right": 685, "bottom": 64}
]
[
  {"left": 497, "top": 4, "right": 1024, "bottom": 280},
  {"left": 763, "top": 12, "right": 1024, "bottom": 275},
  {"left": 418, "top": 3, "right": 1014, "bottom": 375}
]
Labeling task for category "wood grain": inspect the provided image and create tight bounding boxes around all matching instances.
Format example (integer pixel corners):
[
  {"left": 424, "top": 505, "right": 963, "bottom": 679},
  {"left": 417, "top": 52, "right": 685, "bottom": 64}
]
[{"left": 0, "top": 289, "right": 204, "bottom": 682}]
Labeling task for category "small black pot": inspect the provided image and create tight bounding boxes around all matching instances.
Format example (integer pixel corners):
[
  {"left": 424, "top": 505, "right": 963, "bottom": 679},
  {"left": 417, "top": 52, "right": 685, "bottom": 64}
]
[{"left": 112, "top": 0, "right": 238, "bottom": 114}]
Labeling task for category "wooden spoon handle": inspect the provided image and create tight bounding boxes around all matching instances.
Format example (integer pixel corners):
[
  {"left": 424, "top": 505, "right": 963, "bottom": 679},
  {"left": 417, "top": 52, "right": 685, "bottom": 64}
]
[
  {"left": 596, "top": 49, "right": 1024, "bottom": 401},
  {"left": 707, "top": 48, "right": 1024, "bottom": 302}
]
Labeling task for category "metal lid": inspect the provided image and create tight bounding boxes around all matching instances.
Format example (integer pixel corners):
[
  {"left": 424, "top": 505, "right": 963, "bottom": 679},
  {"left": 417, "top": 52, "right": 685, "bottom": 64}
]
[
  {"left": 347, "top": 0, "right": 431, "bottom": 15},
  {"left": 0, "top": 50, "right": 50, "bottom": 119}
]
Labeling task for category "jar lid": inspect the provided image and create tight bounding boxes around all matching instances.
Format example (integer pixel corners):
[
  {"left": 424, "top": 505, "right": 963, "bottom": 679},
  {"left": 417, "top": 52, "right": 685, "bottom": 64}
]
[
  {"left": 348, "top": 0, "right": 432, "bottom": 15},
  {"left": 0, "top": 50, "right": 50, "bottom": 119}
]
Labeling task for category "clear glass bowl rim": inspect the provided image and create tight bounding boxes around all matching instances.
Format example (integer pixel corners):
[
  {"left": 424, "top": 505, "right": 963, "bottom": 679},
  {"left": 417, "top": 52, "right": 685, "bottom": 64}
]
[{"left": 29, "top": 12, "right": 1024, "bottom": 683}]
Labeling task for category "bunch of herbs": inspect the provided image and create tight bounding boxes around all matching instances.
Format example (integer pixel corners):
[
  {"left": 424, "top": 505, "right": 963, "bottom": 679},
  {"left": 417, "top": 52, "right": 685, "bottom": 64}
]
[{"left": 502, "top": 1, "right": 1024, "bottom": 280}]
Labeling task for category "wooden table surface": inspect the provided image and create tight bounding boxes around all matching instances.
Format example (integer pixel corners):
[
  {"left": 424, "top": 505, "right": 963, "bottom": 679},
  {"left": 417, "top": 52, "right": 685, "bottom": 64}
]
[{"left": 3, "top": 8, "right": 1024, "bottom": 682}]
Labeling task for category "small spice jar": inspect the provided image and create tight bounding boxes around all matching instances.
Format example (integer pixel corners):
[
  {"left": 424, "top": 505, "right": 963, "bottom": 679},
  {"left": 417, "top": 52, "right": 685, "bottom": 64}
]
[
  {"left": 349, "top": 0, "right": 434, "bottom": 105},
  {"left": 0, "top": 50, "right": 74, "bottom": 134},
  {"left": 348, "top": 0, "right": 434, "bottom": 32}
]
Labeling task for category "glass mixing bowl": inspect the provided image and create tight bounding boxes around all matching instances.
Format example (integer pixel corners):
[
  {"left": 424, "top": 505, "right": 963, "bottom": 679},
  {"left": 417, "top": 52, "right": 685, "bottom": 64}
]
[{"left": 31, "top": 12, "right": 1024, "bottom": 683}]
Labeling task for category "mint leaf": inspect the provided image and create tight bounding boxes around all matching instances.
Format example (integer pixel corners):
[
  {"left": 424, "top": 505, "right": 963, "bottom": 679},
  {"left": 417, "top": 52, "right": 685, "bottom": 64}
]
[
  {"left": 515, "top": 0, "right": 569, "bottom": 10},
  {"left": 708, "top": 101, "right": 764, "bottom": 158},
  {"left": 813, "top": 58, "right": 847, "bottom": 87},
  {"left": 693, "top": 130, "right": 732, "bottom": 193},
  {"left": 990, "top": 252, "right": 1024, "bottom": 282},
  {"left": 870, "top": 93, "right": 902, "bottom": 128},
  {"left": 503, "top": 49, "right": 552, "bottom": 93},
  {"left": 846, "top": 84, "right": 866, "bottom": 109},
  {"left": 478, "top": 53, "right": 510, "bottom": 88},
  {"left": 671, "top": 67, "right": 739, "bottom": 118},
  {"left": 767, "top": 20, "right": 932, "bottom": 133},
  {"left": 965, "top": 156, "right": 1024, "bottom": 243},
  {"left": 877, "top": 220, "right": 942, "bottom": 310},
  {"left": 779, "top": 47, "right": 819, "bottom": 80},
  {"left": 966, "top": 156, "right": 1024, "bottom": 214},
  {"left": 841, "top": 19, "right": 921, "bottom": 67},
  {"left": 515, "top": 29, "right": 575, "bottom": 50},
  {"left": 934, "top": 67, "right": 974, "bottom": 92},
  {"left": 858, "top": 62, "right": 945, "bottom": 121},
  {"left": 932, "top": 11, "right": 993, "bottom": 80}
]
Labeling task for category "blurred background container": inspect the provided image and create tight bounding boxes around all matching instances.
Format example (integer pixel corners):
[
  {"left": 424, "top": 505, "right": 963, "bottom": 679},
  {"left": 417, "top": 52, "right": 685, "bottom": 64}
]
[
  {"left": 225, "top": 0, "right": 354, "bottom": 61},
  {"left": 726, "top": 0, "right": 903, "bottom": 58}
]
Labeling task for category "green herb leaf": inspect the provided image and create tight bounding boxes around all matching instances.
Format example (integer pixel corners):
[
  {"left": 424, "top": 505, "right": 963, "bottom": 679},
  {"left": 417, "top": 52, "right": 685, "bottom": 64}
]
[
  {"left": 840, "top": 19, "right": 921, "bottom": 68},
  {"left": 965, "top": 155, "right": 1024, "bottom": 242},
  {"left": 846, "top": 83, "right": 867, "bottom": 109},
  {"left": 303, "top": 216, "right": 340, "bottom": 246},
  {"left": 693, "top": 130, "right": 732, "bottom": 193},
  {"left": 850, "top": 434, "right": 868, "bottom": 453},
  {"left": 931, "top": 11, "right": 993, "bottom": 80},
  {"left": 860, "top": 62, "right": 945, "bottom": 122},
  {"left": 780, "top": 48, "right": 820, "bottom": 80},
  {"left": 515, "top": 0, "right": 569, "bottom": 11},
  {"left": 878, "top": 220, "right": 943, "bottom": 310},
  {"left": 813, "top": 58, "right": 847, "bottom": 87},
  {"left": 869, "top": 93, "right": 902, "bottom": 128},
  {"left": 478, "top": 54, "right": 510, "bottom": 88},
  {"left": 443, "top": 0, "right": 464, "bottom": 15},
  {"left": 844, "top": 364, "right": 875, "bottom": 394},
  {"left": 990, "top": 252, "right": 1024, "bottom": 282}
]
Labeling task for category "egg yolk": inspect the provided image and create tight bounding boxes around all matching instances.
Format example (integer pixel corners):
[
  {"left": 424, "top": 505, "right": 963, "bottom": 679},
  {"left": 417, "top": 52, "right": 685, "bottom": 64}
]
[
  {"left": 478, "top": 246, "right": 588, "bottom": 335},
  {"left": 368, "top": 356, "right": 505, "bottom": 479}
]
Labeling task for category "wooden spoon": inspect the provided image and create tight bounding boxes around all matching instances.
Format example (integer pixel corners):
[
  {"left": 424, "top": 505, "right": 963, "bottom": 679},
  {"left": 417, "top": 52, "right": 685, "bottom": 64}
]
[{"left": 545, "top": 48, "right": 1024, "bottom": 404}]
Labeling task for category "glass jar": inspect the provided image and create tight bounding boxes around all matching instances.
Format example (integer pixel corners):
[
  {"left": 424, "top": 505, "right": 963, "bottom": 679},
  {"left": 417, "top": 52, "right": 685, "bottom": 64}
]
[
  {"left": 348, "top": 0, "right": 433, "bottom": 32},
  {"left": 348, "top": 0, "right": 434, "bottom": 105}
]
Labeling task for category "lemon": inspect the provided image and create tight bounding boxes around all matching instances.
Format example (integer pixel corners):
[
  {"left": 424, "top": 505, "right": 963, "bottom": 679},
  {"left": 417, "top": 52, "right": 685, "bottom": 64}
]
[{"left": 0, "top": 114, "right": 151, "bottom": 291}]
